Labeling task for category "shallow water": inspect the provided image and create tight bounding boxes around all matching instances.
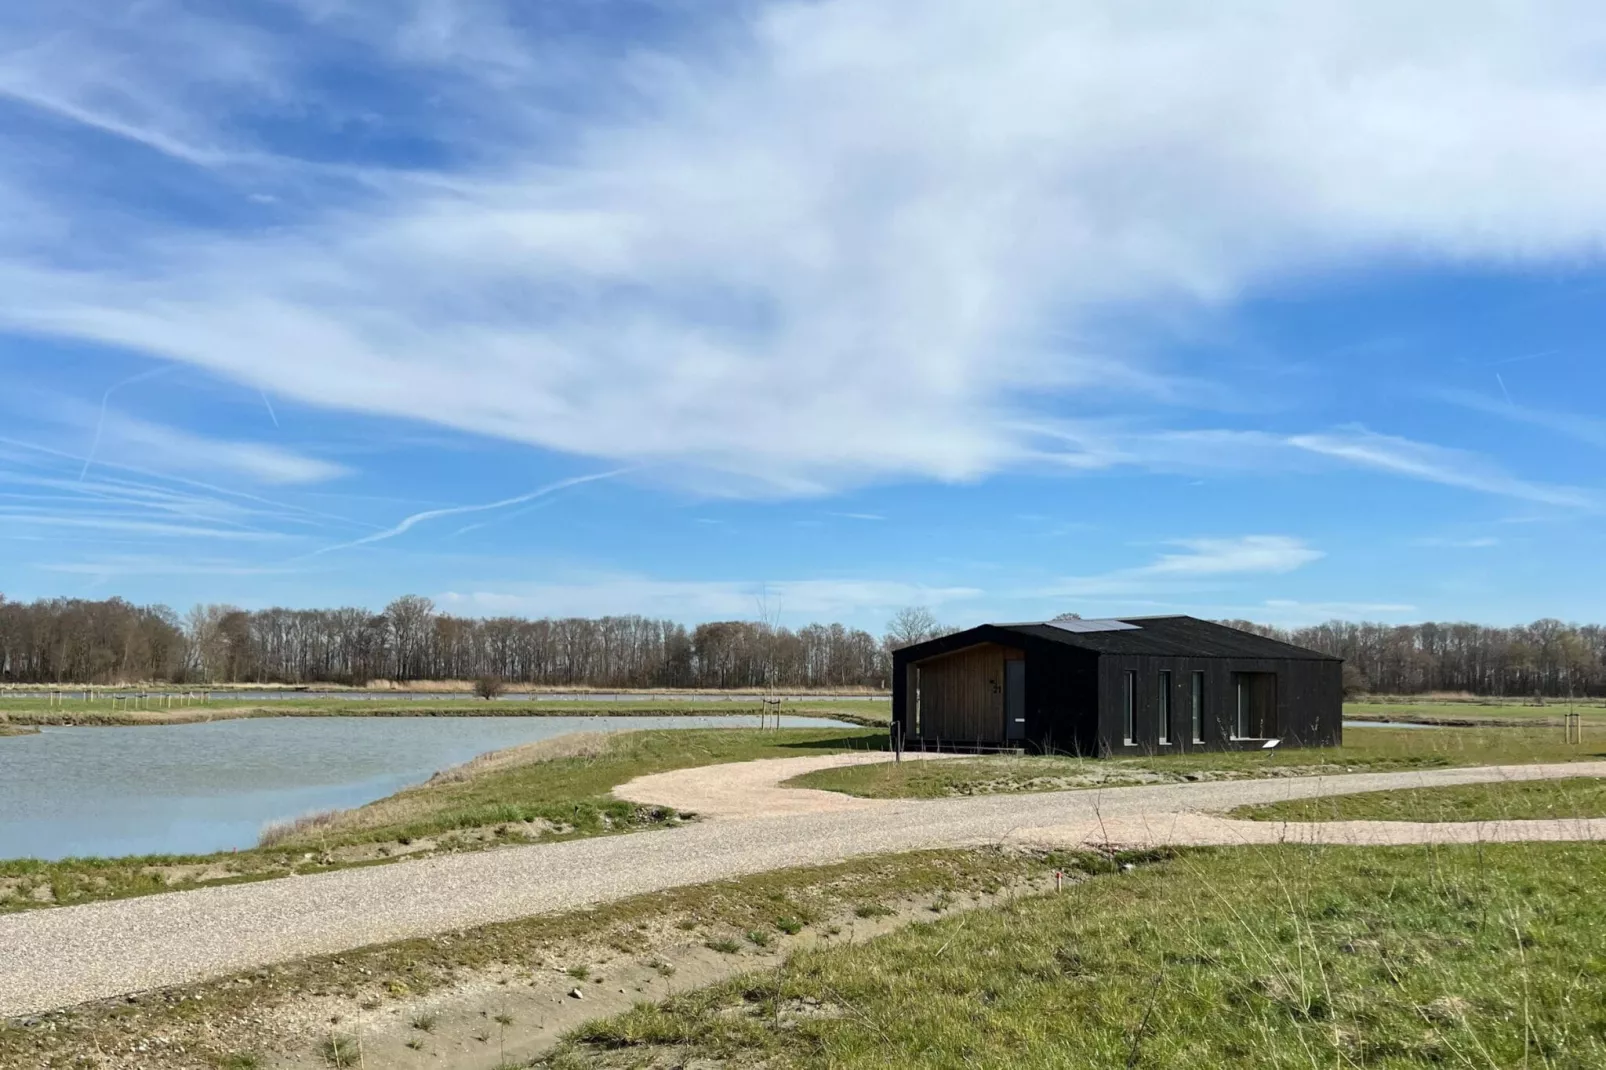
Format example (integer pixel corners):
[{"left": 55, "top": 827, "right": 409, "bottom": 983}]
[
  {"left": 1342, "top": 720, "right": 1444, "bottom": 730},
  {"left": 0, "top": 715, "right": 854, "bottom": 861}
]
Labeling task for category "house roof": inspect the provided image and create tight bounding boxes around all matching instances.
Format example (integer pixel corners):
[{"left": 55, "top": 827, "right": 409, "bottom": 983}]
[{"left": 910, "top": 616, "right": 1341, "bottom": 661}]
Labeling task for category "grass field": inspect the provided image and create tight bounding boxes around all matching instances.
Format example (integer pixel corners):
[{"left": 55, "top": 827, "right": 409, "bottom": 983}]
[
  {"left": 0, "top": 847, "right": 1060, "bottom": 1070},
  {"left": 792, "top": 725, "right": 1606, "bottom": 798},
  {"left": 0, "top": 726, "right": 887, "bottom": 913},
  {"left": 1349, "top": 698, "right": 1606, "bottom": 726},
  {"left": 0, "top": 695, "right": 891, "bottom": 727},
  {"left": 1233, "top": 776, "right": 1606, "bottom": 823},
  {"left": 543, "top": 841, "right": 1606, "bottom": 1069}
]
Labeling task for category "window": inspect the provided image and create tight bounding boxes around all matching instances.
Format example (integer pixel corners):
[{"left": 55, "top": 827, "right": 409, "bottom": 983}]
[
  {"left": 1191, "top": 672, "right": 1205, "bottom": 743},
  {"left": 1157, "top": 671, "right": 1172, "bottom": 744},
  {"left": 1236, "top": 677, "right": 1249, "bottom": 739},
  {"left": 1123, "top": 670, "right": 1137, "bottom": 745}
]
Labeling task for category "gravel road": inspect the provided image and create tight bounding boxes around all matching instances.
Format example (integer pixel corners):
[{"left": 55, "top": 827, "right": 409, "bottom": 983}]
[{"left": 4, "top": 756, "right": 1605, "bottom": 1018}]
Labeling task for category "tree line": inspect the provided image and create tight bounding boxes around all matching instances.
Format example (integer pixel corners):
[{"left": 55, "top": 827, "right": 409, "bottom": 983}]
[
  {"left": 2, "top": 594, "right": 1604, "bottom": 697},
  {"left": 0, "top": 595, "right": 884, "bottom": 689}
]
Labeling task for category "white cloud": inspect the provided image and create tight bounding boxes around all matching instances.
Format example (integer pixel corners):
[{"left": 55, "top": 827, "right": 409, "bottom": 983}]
[
  {"left": 1115, "top": 427, "right": 1596, "bottom": 509},
  {"left": 1436, "top": 390, "right": 1606, "bottom": 450},
  {"left": 4, "top": 4, "right": 1606, "bottom": 492},
  {"left": 1412, "top": 535, "right": 1501, "bottom": 549},
  {"left": 438, "top": 576, "right": 983, "bottom": 621},
  {"left": 1286, "top": 429, "right": 1596, "bottom": 509},
  {"left": 88, "top": 413, "right": 351, "bottom": 486},
  {"left": 1133, "top": 536, "right": 1324, "bottom": 578},
  {"left": 1046, "top": 535, "right": 1323, "bottom": 597}
]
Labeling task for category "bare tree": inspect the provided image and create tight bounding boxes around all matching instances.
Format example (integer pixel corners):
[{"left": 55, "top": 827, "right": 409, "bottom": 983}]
[{"left": 884, "top": 606, "right": 944, "bottom": 651}]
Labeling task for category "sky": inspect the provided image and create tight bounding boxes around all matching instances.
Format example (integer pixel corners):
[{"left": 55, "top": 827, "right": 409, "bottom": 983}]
[{"left": 1, "top": 1, "right": 1604, "bottom": 633}]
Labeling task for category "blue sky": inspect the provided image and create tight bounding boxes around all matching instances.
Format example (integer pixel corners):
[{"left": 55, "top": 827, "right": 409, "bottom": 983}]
[{"left": 2, "top": 1, "right": 1604, "bottom": 632}]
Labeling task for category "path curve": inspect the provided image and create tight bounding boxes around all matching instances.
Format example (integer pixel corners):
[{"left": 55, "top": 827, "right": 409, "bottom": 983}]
[
  {"left": 5, "top": 757, "right": 1606, "bottom": 1018},
  {"left": 614, "top": 751, "right": 950, "bottom": 817}
]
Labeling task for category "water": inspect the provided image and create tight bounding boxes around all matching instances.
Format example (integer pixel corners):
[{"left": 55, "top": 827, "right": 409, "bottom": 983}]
[
  {"left": 1343, "top": 720, "right": 1443, "bottom": 730},
  {"left": 0, "top": 715, "right": 855, "bottom": 861}
]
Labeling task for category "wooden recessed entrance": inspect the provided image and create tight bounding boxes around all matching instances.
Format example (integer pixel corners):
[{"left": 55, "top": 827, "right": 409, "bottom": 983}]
[{"left": 908, "top": 642, "right": 1023, "bottom": 746}]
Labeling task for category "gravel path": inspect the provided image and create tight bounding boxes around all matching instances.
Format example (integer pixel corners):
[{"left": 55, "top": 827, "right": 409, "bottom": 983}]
[{"left": 4, "top": 756, "right": 1605, "bottom": 1018}]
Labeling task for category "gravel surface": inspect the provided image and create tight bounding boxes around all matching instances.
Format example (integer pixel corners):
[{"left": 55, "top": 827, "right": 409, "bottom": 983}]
[{"left": 4, "top": 756, "right": 1605, "bottom": 1018}]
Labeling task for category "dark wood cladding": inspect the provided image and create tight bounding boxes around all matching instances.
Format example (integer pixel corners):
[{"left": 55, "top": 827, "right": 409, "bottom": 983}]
[
  {"left": 1092, "top": 654, "right": 1340, "bottom": 755},
  {"left": 892, "top": 618, "right": 1343, "bottom": 756}
]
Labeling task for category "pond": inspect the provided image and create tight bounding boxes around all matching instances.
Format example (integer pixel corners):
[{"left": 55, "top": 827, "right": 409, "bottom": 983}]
[
  {"left": 1342, "top": 720, "right": 1444, "bottom": 730},
  {"left": 0, "top": 715, "right": 854, "bottom": 862}
]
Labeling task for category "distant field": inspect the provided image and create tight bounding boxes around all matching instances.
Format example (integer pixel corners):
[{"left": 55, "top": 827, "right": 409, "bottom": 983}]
[
  {"left": 1348, "top": 699, "right": 1606, "bottom": 725},
  {"left": 0, "top": 695, "right": 891, "bottom": 727}
]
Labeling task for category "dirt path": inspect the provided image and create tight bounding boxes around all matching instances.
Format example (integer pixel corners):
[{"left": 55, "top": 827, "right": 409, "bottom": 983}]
[
  {"left": 614, "top": 750, "right": 951, "bottom": 817},
  {"left": 5, "top": 757, "right": 1606, "bottom": 1019}
]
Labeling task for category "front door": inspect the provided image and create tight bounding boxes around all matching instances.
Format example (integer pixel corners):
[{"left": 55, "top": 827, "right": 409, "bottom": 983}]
[{"left": 1004, "top": 659, "right": 1026, "bottom": 742}]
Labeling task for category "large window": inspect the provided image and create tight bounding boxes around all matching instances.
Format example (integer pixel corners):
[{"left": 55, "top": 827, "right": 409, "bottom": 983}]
[
  {"left": 1123, "top": 670, "right": 1137, "bottom": 745},
  {"left": 1157, "top": 671, "right": 1172, "bottom": 744},
  {"left": 1191, "top": 672, "right": 1205, "bottom": 743}
]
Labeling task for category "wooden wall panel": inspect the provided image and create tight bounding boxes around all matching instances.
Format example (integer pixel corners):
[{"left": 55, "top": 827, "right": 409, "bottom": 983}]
[{"left": 913, "top": 642, "right": 1013, "bottom": 742}]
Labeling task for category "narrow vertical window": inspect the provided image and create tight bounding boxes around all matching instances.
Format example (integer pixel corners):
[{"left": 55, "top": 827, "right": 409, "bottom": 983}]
[
  {"left": 1157, "top": 671, "right": 1172, "bottom": 744},
  {"left": 1236, "top": 677, "right": 1250, "bottom": 739},
  {"left": 1123, "top": 670, "right": 1137, "bottom": 745},
  {"left": 1191, "top": 672, "right": 1205, "bottom": 743}
]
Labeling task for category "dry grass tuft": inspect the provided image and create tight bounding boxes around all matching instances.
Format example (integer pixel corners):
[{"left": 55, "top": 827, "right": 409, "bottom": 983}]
[
  {"left": 427, "top": 732, "right": 617, "bottom": 784},
  {"left": 259, "top": 810, "right": 343, "bottom": 848}
]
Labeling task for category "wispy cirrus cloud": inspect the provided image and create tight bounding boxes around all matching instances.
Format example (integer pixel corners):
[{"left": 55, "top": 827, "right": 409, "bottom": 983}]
[
  {"left": 1285, "top": 429, "right": 1596, "bottom": 509},
  {"left": 1045, "top": 535, "right": 1324, "bottom": 598},
  {"left": 4, "top": 3, "right": 1606, "bottom": 495},
  {"left": 438, "top": 575, "right": 983, "bottom": 620}
]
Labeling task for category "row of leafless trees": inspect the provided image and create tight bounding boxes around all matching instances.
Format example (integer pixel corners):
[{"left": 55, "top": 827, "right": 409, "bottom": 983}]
[
  {"left": 3, "top": 594, "right": 1604, "bottom": 696},
  {"left": 0, "top": 595, "right": 885, "bottom": 689},
  {"left": 1226, "top": 618, "right": 1606, "bottom": 698}
]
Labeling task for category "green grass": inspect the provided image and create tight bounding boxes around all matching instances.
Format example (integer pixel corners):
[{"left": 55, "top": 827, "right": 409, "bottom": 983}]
[
  {"left": 0, "top": 848, "right": 1055, "bottom": 1069},
  {"left": 1348, "top": 699, "right": 1606, "bottom": 726},
  {"left": 0, "top": 726, "right": 886, "bottom": 913},
  {"left": 794, "top": 725, "right": 1606, "bottom": 799},
  {"left": 1233, "top": 776, "right": 1606, "bottom": 823},
  {"left": 545, "top": 842, "right": 1606, "bottom": 1069}
]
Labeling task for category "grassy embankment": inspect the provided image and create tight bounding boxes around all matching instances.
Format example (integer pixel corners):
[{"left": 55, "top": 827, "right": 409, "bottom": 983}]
[
  {"left": 1233, "top": 776, "right": 1606, "bottom": 823},
  {"left": 0, "top": 695, "right": 890, "bottom": 728},
  {"left": 791, "top": 725, "right": 1606, "bottom": 798},
  {"left": 1, "top": 847, "right": 1072, "bottom": 1070},
  {"left": 545, "top": 841, "right": 1606, "bottom": 1069},
  {"left": 0, "top": 726, "right": 887, "bottom": 913},
  {"left": 0, "top": 723, "right": 37, "bottom": 737}
]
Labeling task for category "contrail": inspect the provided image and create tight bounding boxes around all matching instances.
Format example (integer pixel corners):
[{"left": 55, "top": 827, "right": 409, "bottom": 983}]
[
  {"left": 260, "top": 390, "right": 280, "bottom": 429},
  {"left": 79, "top": 366, "right": 175, "bottom": 481},
  {"left": 309, "top": 468, "right": 633, "bottom": 556},
  {"left": 1496, "top": 372, "right": 1513, "bottom": 405}
]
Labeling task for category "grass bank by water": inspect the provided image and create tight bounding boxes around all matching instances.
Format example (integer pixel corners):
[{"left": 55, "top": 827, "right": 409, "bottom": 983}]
[
  {"left": 1233, "top": 775, "right": 1606, "bottom": 823},
  {"left": 544, "top": 841, "right": 1606, "bottom": 1069},
  {"left": 0, "top": 727, "right": 886, "bottom": 914},
  {"left": 791, "top": 725, "right": 1606, "bottom": 798},
  {"left": 0, "top": 724, "right": 37, "bottom": 737}
]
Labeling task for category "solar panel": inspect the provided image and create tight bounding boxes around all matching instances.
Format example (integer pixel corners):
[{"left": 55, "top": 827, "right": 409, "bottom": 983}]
[{"left": 1045, "top": 618, "right": 1142, "bottom": 634}]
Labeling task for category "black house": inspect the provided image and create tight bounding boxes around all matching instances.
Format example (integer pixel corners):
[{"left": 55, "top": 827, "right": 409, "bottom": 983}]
[{"left": 891, "top": 616, "right": 1342, "bottom": 755}]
